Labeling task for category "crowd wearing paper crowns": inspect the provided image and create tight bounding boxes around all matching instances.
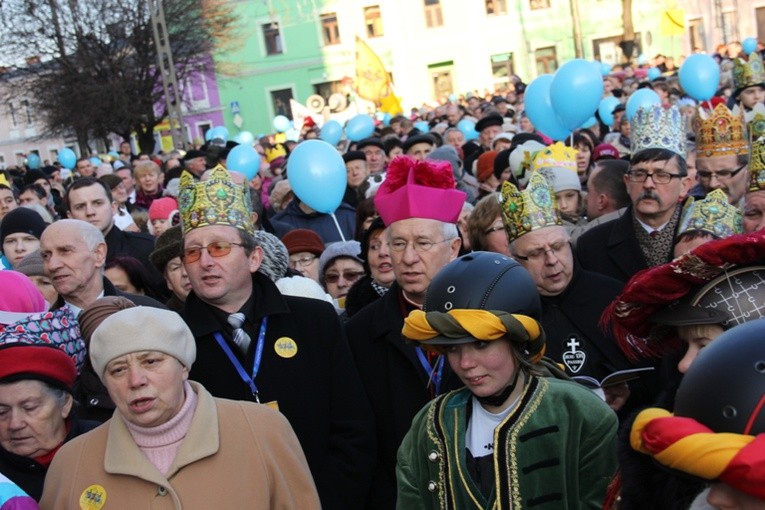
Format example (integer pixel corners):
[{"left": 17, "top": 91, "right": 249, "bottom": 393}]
[{"left": 3, "top": 44, "right": 765, "bottom": 510}]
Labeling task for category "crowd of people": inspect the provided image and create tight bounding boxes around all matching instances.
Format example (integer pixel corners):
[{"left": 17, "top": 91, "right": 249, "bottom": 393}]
[{"left": 1, "top": 44, "right": 765, "bottom": 510}]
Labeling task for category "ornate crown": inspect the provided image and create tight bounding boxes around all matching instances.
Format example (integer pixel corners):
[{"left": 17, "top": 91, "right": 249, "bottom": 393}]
[
  {"left": 677, "top": 189, "right": 742, "bottom": 239},
  {"left": 499, "top": 172, "right": 561, "bottom": 243},
  {"left": 178, "top": 165, "right": 254, "bottom": 235},
  {"left": 733, "top": 52, "right": 765, "bottom": 91},
  {"left": 630, "top": 104, "right": 686, "bottom": 158},
  {"left": 691, "top": 103, "right": 749, "bottom": 158},
  {"left": 530, "top": 142, "right": 578, "bottom": 172}
]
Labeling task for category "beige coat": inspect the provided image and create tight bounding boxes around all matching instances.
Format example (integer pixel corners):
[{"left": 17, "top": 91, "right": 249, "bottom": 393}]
[{"left": 40, "top": 382, "right": 320, "bottom": 510}]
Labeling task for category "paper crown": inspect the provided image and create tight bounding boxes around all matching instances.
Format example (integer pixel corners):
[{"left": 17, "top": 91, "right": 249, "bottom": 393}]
[
  {"left": 733, "top": 52, "right": 765, "bottom": 92},
  {"left": 0, "top": 173, "right": 9, "bottom": 188},
  {"left": 747, "top": 103, "right": 765, "bottom": 191},
  {"left": 630, "top": 104, "right": 686, "bottom": 158},
  {"left": 178, "top": 165, "right": 254, "bottom": 235},
  {"left": 499, "top": 172, "right": 561, "bottom": 243},
  {"left": 374, "top": 156, "right": 466, "bottom": 225},
  {"left": 677, "top": 189, "right": 742, "bottom": 239},
  {"left": 691, "top": 103, "right": 749, "bottom": 158},
  {"left": 530, "top": 142, "right": 578, "bottom": 173}
]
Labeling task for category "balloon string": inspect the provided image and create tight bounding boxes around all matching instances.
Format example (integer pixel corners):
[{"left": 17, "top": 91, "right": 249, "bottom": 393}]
[{"left": 330, "top": 212, "right": 346, "bottom": 242}]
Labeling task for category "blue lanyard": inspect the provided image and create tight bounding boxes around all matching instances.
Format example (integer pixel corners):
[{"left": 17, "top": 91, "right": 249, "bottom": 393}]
[
  {"left": 213, "top": 316, "right": 268, "bottom": 403},
  {"left": 415, "top": 347, "right": 444, "bottom": 395}
]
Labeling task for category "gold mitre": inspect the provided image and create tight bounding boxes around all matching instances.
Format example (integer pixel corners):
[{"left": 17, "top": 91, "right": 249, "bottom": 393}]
[
  {"left": 691, "top": 103, "right": 749, "bottom": 158},
  {"left": 677, "top": 189, "right": 742, "bottom": 239},
  {"left": 630, "top": 104, "right": 686, "bottom": 157},
  {"left": 499, "top": 172, "right": 561, "bottom": 243},
  {"left": 733, "top": 52, "right": 765, "bottom": 92},
  {"left": 530, "top": 142, "right": 578, "bottom": 172},
  {"left": 749, "top": 105, "right": 765, "bottom": 192},
  {"left": 178, "top": 165, "right": 254, "bottom": 235}
]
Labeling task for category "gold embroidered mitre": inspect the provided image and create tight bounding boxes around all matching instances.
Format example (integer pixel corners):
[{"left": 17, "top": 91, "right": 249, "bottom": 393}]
[
  {"left": 630, "top": 104, "right": 686, "bottom": 157},
  {"left": 499, "top": 172, "right": 561, "bottom": 243},
  {"left": 530, "top": 142, "right": 578, "bottom": 172},
  {"left": 178, "top": 165, "right": 254, "bottom": 235},
  {"left": 678, "top": 189, "right": 742, "bottom": 239},
  {"left": 692, "top": 103, "right": 749, "bottom": 158},
  {"left": 733, "top": 52, "right": 765, "bottom": 92}
]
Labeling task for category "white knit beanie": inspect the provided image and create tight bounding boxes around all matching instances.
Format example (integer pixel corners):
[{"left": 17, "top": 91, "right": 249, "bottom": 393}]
[{"left": 90, "top": 307, "right": 197, "bottom": 379}]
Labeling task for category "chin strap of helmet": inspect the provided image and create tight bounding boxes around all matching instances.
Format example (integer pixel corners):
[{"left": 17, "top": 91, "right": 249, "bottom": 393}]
[{"left": 475, "top": 367, "right": 523, "bottom": 408}]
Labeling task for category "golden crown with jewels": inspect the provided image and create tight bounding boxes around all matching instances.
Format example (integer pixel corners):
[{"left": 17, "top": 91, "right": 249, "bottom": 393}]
[
  {"left": 677, "top": 189, "right": 742, "bottom": 239},
  {"left": 178, "top": 165, "right": 254, "bottom": 235},
  {"left": 499, "top": 172, "right": 561, "bottom": 243},
  {"left": 733, "top": 52, "right": 765, "bottom": 92},
  {"left": 630, "top": 104, "right": 686, "bottom": 157},
  {"left": 691, "top": 103, "right": 749, "bottom": 158}
]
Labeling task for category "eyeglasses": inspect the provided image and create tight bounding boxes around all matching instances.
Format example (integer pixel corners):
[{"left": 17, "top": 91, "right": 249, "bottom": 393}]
[
  {"left": 626, "top": 169, "right": 685, "bottom": 184},
  {"left": 484, "top": 224, "right": 505, "bottom": 236},
  {"left": 324, "top": 270, "right": 365, "bottom": 284},
  {"left": 389, "top": 238, "right": 451, "bottom": 253},
  {"left": 513, "top": 240, "right": 569, "bottom": 262},
  {"left": 696, "top": 164, "right": 746, "bottom": 182},
  {"left": 289, "top": 255, "right": 317, "bottom": 268},
  {"left": 182, "top": 241, "right": 244, "bottom": 263}
]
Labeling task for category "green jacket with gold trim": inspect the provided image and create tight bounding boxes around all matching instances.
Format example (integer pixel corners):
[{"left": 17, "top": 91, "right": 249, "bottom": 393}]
[{"left": 396, "top": 376, "right": 617, "bottom": 509}]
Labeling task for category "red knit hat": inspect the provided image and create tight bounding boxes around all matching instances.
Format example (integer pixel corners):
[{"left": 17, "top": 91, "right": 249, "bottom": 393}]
[
  {"left": 476, "top": 151, "right": 498, "bottom": 182},
  {"left": 0, "top": 343, "right": 77, "bottom": 391},
  {"left": 148, "top": 197, "right": 179, "bottom": 221},
  {"left": 281, "top": 229, "right": 324, "bottom": 256}
]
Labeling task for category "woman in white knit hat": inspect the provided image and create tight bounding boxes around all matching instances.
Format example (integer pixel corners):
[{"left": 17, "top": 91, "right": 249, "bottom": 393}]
[{"left": 39, "top": 306, "right": 320, "bottom": 510}]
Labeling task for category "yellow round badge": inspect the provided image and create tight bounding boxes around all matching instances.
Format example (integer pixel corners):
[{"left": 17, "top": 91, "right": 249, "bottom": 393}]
[
  {"left": 79, "top": 484, "right": 107, "bottom": 510},
  {"left": 274, "top": 337, "right": 298, "bottom": 358}
]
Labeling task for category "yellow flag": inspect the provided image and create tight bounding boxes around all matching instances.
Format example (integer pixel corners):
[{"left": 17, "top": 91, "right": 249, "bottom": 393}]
[
  {"left": 355, "top": 36, "right": 390, "bottom": 102},
  {"left": 660, "top": 9, "right": 685, "bottom": 37}
]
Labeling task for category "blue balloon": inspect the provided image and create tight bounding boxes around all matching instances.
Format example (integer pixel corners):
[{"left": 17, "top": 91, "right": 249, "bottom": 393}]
[
  {"left": 626, "top": 89, "right": 661, "bottom": 120},
  {"left": 457, "top": 119, "right": 478, "bottom": 141},
  {"left": 743, "top": 37, "right": 758, "bottom": 56},
  {"left": 551, "top": 59, "right": 604, "bottom": 130},
  {"left": 320, "top": 120, "right": 343, "bottom": 146},
  {"left": 58, "top": 148, "right": 76, "bottom": 170},
  {"left": 415, "top": 120, "right": 429, "bottom": 133},
  {"left": 600, "top": 62, "right": 612, "bottom": 76},
  {"left": 27, "top": 153, "right": 41, "bottom": 169},
  {"left": 226, "top": 144, "right": 261, "bottom": 180},
  {"left": 598, "top": 96, "right": 621, "bottom": 127},
  {"left": 637, "top": 54, "right": 648, "bottom": 66},
  {"left": 382, "top": 113, "right": 392, "bottom": 126},
  {"left": 273, "top": 115, "right": 290, "bottom": 133},
  {"left": 234, "top": 131, "right": 255, "bottom": 145},
  {"left": 580, "top": 116, "right": 597, "bottom": 129},
  {"left": 205, "top": 129, "right": 213, "bottom": 141},
  {"left": 89, "top": 157, "right": 102, "bottom": 167},
  {"left": 679, "top": 54, "right": 720, "bottom": 101},
  {"left": 345, "top": 115, "right": 375, "bottom": 142},
  {"left": 209, "top": 126, "right": 229, "bottom": 141},
  {"left": 524, "top": 74, "right": 571, "bottom": 141},
  {"left": 286, "top": 140, "right": 347, "bottom": 213},
  {"left": 647, "top": 67, "right": 661, "bottom": 80},
  {"left": 448, "top": 93, "right": 457, "bottom": 103},
  {"left": 107, "top": 151, "right": 120, "bottom": 159}
]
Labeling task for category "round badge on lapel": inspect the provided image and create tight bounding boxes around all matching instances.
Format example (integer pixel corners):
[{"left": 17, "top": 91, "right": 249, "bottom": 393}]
[{"left": 274, "top": 337, "right": 298, "bottom": 358}]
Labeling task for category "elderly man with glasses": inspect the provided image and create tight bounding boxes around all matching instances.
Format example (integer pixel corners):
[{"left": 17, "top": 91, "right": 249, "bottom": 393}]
[
  {"left": 177, "top": 166, "right": 375, "bottom": 510},
  {"left": 345, "top": 156, "right": 466, "bottom": 509},
  {"left": 577, "top": 105, "right": 692, "bottom": 283}
]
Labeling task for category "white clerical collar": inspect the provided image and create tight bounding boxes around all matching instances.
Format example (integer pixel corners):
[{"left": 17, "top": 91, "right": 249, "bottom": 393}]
[{"left": 65, "top": 290, "right": 105, "bottom": 316}]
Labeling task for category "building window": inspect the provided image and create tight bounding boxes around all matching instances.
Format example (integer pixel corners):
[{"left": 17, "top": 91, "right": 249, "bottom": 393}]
[
  {"left": 758, "top": 7, "right": 765, "bottom": 42},
  {"left": 271, "top": 88, "right": 294, "bottom": 119},
  {"left": 491, "top": 53, "right": 514, "bottom": 91},
  {"left": 529, "top": 0, "right": 550, "bottom": 9},
  {"left": 364, "top": 6, "right": 384, "bottom": 38},
  {"left": 263, "top": 22, "right": 283, "bottom": 55},
  {"left": 535, "top": 46, "right": 558, "bottom": 75},
  {"left": 7, "top": 102, "right": 17, "bottom": 128},
  {"left": 688, "top": 18, "right": 704, "bottom": 52},
  {"left": 20, "top": 100, "right": 32, "bottom": 124},
  {"left": 485, "top": 0, "right": 507, "bottom": 15},
  {"left": 424, "top": 0, "right": 443, "bottom": 28},
  {"left": 321, "top": 12, "right": 341, "bottom": 45},
  {"left": 428, "top": 61, "right": 454, "bottom": 101}
]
